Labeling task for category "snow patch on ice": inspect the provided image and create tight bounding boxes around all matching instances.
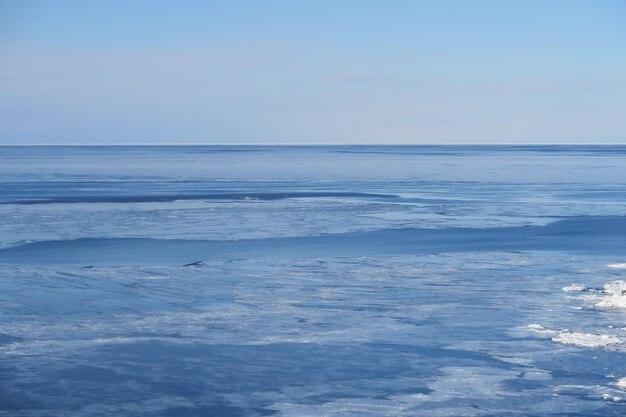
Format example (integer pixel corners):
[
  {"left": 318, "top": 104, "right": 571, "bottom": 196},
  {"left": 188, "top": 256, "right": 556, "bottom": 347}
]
[{"left": 602, "top": 393, "right": 623, "bottom": 402}]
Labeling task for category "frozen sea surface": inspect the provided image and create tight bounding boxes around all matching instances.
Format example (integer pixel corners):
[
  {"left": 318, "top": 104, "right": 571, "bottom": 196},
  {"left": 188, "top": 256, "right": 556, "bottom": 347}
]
[{"left": 2, "top": 145, "right": 626, "bottom": 416}]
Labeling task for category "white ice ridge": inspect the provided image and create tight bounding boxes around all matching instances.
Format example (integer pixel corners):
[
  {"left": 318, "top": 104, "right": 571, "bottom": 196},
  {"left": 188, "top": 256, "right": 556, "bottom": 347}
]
[
  {"left": 552, "top": 331, "right": 622, "bottom": 348},
  {"left": 607, "top": 263, "right": 626, "bottom": 269},
  {"left": 617, "top": 377, "right": 626, "bottom": 390},
  {"left": 526, "top": 324, "right": 623, "bottom": 348},
  {"left": 596, "top": 280, "right": 626, "bottom": 309}
]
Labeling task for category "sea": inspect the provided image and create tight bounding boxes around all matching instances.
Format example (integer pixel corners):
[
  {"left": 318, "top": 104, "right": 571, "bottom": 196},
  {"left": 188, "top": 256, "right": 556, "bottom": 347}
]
[{"left": 2, "top": 145, "right": 626, "bottom": 416}]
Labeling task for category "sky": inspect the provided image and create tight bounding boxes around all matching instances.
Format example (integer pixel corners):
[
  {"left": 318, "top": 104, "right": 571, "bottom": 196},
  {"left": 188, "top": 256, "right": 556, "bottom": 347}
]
[{"left": 1, "top": 0, "right": 625, "bottom": 145}]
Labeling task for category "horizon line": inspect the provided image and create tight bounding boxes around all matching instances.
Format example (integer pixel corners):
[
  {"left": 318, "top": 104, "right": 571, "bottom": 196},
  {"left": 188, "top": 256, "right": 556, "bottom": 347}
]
[{"left": 1, "top": 142, "right": 626, "bottom": 147}]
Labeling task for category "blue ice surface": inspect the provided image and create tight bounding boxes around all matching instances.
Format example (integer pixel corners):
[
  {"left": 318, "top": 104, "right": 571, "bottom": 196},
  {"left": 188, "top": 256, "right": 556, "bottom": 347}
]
[
  {"left": 2, "top": 216, "right": 626, "bottom": 266},
  {"left": 2, "top": 146, "right": 626, "bottom": 416}
]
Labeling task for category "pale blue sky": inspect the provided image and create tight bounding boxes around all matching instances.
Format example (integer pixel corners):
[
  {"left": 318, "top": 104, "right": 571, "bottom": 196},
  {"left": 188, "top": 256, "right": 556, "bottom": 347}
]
[{"left": 1, "top": 0, "right": 625, "bottom": 144}]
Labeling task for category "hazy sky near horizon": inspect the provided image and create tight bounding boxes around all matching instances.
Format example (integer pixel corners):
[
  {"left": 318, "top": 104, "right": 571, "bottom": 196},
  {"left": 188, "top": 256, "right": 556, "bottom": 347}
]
[{"left": 1, "top": 1, "right": 626, "bottom": 145}]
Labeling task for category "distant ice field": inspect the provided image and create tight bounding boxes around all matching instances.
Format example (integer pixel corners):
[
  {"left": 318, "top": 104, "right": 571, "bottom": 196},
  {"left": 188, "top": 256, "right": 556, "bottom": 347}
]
[{"left": 2, "top": 145, "right": 626, "bottom": 416}]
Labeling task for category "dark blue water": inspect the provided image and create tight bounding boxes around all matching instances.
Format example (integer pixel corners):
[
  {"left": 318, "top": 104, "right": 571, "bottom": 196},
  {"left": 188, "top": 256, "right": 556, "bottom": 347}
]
[{"left": 2, "top": 146, "right": 626, "bottom": 416}]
